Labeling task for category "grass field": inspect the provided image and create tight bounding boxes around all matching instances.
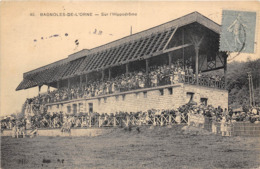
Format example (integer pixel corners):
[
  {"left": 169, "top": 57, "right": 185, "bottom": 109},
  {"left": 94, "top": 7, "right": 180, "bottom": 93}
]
[{"left": 1, "top": 125, "right": 260, "bottom": 169}]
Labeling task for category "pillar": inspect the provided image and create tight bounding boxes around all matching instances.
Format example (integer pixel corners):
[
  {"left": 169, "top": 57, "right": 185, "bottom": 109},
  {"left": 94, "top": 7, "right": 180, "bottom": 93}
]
[
  {"left": 182, "top": 28, "right": 185, "bottom": 69},
  {"left": 47, "top": 84, "right": 50, "bottom": 92},
  {"left": 126, "top": 63, "right": 129, "bottom": 76},
  {"left": 85, "top": 74, "right": 88, "bottom": 84},
  {"left": 38, "top": 85, "right": 42, "bottom": 95},
  {"left": 108, "top": 69, "right": 111, "bottom": 80},
  {"left": 101, "top": 70, "right": 104, "bottom": 82},
  {"left": 145, "top": 59, "right": 150, "bottom": 74},
  {"left": 79, "top": 75, "right": 83, "bottom": 87},
  {"left": 57, "top": 81, "right": 60, "bottom": 89},
  {"left": 68, "top": 79, "right": 70, "bottom": 88},
  {"left": 195, "top": 45, "right": 199, "bottom": 85},
  {"left": 168, "top": 53, "right": 172, "bottom": 66},
  {"left": 224, "top": 54, "right": 227, "bottom": 89}
]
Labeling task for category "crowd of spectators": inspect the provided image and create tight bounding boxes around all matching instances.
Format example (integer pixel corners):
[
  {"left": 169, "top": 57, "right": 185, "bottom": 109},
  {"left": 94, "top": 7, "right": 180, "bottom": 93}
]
[
  {"left": 1, "top": 107, "right": 187, "bottom": 131},
  {"left": 29, "top": 112, "right": 63, "bottom": 128},
  {"left": 2, "top": 102, "right": 259, "bottom": 134},
  {"left": 0, "top": 117, "right": 15, "bottom": 130},
  {"left": 186, "top": 103, "right": 260, "bottom": 123},
  {"left": 25, "top": 63, "right": 224, "bottom": 105}
]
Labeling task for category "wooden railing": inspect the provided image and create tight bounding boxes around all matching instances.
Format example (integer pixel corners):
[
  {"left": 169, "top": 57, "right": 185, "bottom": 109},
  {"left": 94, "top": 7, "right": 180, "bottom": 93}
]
[
  {"left": 180, "top": 75, "right": 225, "bottom": 90},
  {"left": 22, "top": 113, "right": 189, "bottom": 129},
  {"left": 79, "top": 113, "right": 189, "bottom": 128},
  {"left": 35, "top": 74, "right": 226, "bottom": 105}
]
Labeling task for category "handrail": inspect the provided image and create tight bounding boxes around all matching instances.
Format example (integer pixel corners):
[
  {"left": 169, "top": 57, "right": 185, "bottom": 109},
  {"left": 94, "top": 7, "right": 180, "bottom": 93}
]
[{"left": 29, "top": 74, "right": 225, "bottom": 105}]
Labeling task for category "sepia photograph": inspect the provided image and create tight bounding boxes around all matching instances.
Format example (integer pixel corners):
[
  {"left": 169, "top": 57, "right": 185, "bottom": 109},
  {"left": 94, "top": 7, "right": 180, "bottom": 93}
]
[{"left": 0, "top": 1, "right": 260, "bottom": 168}]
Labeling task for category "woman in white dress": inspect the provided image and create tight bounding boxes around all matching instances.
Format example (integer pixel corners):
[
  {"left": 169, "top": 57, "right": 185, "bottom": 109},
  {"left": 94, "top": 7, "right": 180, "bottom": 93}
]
[
  {"left": 12, "top": 125, "right": 17, "bottom": 138},
  {"left": 175, "top": 111, "right": 181, "bottom": 124}
]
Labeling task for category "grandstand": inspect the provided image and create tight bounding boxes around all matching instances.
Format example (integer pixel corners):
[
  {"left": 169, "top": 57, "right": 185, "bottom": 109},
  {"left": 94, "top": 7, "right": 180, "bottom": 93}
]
[{"left": 16, "top": 12, "right": 228, "bottom": 116}]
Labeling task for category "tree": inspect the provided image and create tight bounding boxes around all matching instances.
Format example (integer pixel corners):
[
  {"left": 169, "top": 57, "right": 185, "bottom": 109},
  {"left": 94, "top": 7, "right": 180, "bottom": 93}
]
[{"left": 226, "top": 58, "right": 260, "bottom": 108}]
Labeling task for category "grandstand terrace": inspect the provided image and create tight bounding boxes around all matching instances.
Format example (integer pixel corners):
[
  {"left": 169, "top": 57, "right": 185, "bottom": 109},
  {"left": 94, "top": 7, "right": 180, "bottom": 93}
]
[{"left": 16, "top": 12, "right": 228, "bottom": 116}]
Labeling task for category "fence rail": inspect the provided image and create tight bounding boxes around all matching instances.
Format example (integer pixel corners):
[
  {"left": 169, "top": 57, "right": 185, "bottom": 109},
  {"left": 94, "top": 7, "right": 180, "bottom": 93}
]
[
  {"left": 181, "top": 75, "right": 225, "bottom": 89},
  {"left": 43, "top": 74, "right": 225, "bottom": 104},
  {"left": 85, "top": 114, "right": 189, "bottom": 128}
]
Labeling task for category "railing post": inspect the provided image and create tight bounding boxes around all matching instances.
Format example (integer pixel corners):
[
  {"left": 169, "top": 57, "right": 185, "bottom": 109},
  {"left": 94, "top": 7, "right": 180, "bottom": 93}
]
[
  {"left": 160, "top": 115, "right": 163, "bottom": 126},
  {"left": 113, "top": 116, "right": 116, "bottom": 127},
  {"left": 81, "top": 116, "right": 84, "bottom": 128},
  {"left": 169, "top": 115, "right": 172, "bottom": 125},
  {"left": 153, "top": 115, "right": 156, "bottom": 126},
  {"left": 187, "top": 113, "right": 190, "bottom": 126}
]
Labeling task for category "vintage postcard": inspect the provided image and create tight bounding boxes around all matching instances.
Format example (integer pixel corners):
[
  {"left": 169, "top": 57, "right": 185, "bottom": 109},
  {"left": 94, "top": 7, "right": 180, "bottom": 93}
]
[{"left": 1, "top": 1, "right": 260, "bottom": 169}]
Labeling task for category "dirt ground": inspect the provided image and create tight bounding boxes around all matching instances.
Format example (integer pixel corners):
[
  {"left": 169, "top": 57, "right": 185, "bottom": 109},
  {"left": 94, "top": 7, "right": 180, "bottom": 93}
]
[{"left": 1, "top": 125, "right": 260, "bottom": 169}]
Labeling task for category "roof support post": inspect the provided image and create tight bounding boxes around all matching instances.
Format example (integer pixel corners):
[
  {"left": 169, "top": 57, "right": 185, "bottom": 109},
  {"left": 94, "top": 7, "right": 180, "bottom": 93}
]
[
  {"left": 57, "top": 80, "right": 60, "bottom": 89},
  {"left": 108, "top": 69, "right": 111, "bottom": 80},
  {"left": 101, "top": 70, "right": 104, "bottom": 82},
  {"left": 38, "top": 85, "right": 42, "bottom": 95},
  {"left": 68, "top": 78, "right": 71, "bottom": 89},
  {"left": 195, "top": 45, "right": 199, "bottom": 85},
  {"left": 47, "top": 84, "right": 50, "bottom": 93},
  {"left": 190, "top": 34, "right": 204, "bottom": 86},
  {"left": 182, "top": 28, "right": 185, "bottom": 69},
  {"left": 79, "top": 75, "right": 83, "bottom": 87},
  {"left": 126, "top": 63, "right": 129, "bottom": 76},
  {"left": 224, "top": 54, "right": 227, "bottom": 89},
  {"left": 145, "top": 59, "right": 150, "bottom": 75},
  {"left": 168, "top": 52, "right": 172, "bottom": 66},
  {"left": 85, "top": 74, "right": 88, "bottom": 84}
]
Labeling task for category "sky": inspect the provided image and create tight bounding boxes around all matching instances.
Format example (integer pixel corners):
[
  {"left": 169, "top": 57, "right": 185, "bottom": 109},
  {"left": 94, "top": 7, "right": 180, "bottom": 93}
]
[{"left": 0, "top": 1, "right": 260, "bottom": 116}]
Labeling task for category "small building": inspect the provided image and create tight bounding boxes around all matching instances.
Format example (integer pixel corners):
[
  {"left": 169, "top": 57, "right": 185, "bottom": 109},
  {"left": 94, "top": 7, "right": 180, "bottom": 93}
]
[{"left": 16, "top": 12, "right": 228, "bottom": 116}]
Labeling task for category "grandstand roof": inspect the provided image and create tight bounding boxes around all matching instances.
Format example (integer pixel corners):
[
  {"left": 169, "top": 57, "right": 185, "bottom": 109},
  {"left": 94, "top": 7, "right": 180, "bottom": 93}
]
[{"left": 16, "top": 11, "right": 220, "bottom": 91}]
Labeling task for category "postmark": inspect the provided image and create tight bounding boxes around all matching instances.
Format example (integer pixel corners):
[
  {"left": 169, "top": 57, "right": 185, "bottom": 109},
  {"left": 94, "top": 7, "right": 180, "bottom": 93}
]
[{"left": 220, "top": 10, "right": 257, "bottom": 53}]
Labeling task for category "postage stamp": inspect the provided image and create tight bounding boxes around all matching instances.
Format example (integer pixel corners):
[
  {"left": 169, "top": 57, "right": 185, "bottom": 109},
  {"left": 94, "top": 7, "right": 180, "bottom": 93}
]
[{"left": 220, "top": 10, "right": 257, "bottom": 53}]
